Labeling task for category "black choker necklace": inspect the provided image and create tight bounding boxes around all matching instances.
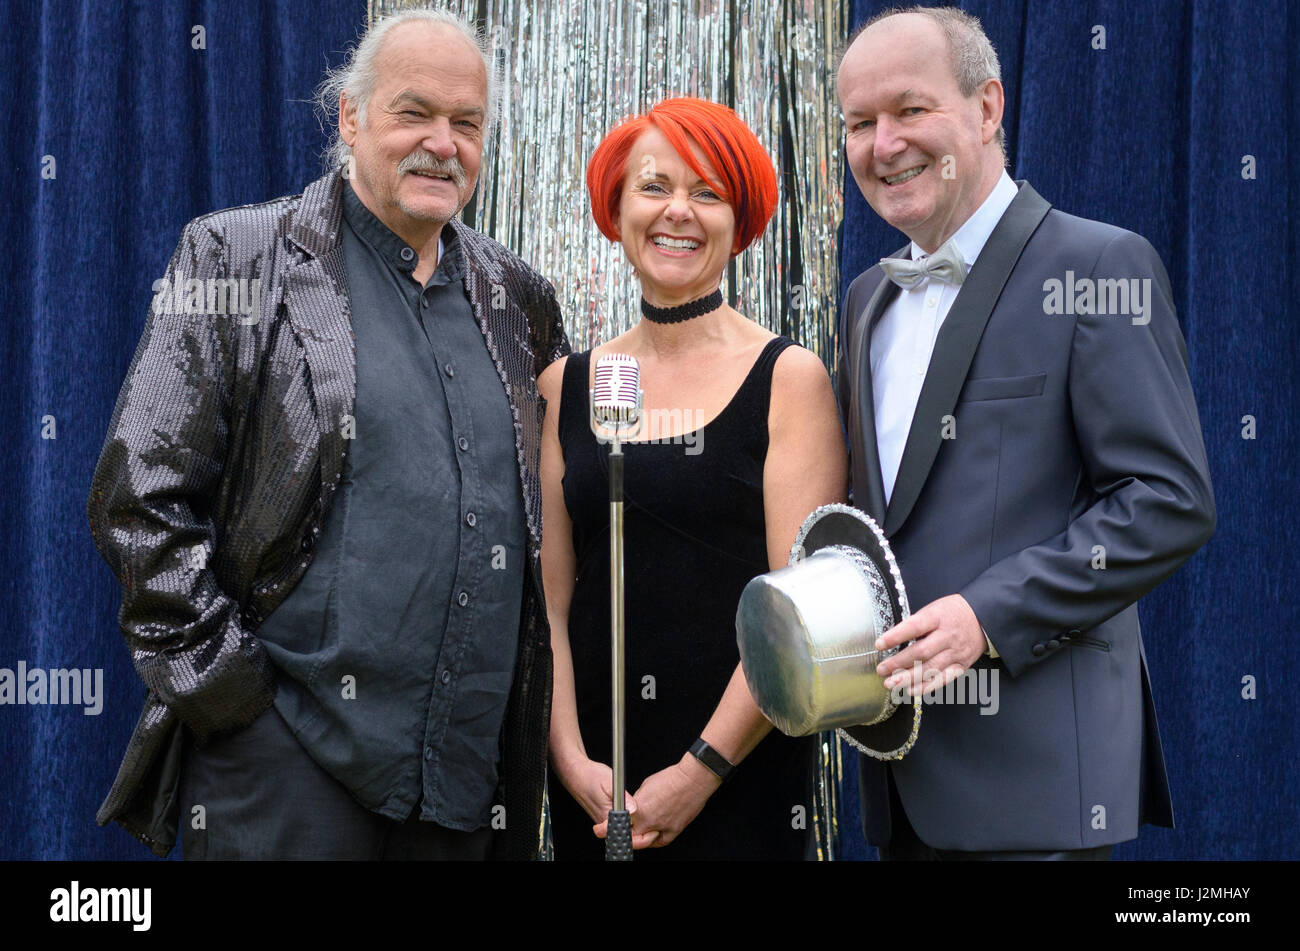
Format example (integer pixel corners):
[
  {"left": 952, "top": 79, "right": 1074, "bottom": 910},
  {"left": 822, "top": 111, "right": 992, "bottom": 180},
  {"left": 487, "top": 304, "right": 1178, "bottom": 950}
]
[{"left": 640, "top": 289, "right": 723, "bottom": 324}]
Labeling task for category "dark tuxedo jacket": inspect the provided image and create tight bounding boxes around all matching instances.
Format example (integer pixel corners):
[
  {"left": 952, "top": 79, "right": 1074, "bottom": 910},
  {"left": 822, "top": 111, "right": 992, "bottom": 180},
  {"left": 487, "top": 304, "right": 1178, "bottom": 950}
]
[
  {"left": 87, "top": 168, "right": 570, "bottom": 858},
  {"left": 836, "top": 182, "right": 1215, "bottom": 851}
]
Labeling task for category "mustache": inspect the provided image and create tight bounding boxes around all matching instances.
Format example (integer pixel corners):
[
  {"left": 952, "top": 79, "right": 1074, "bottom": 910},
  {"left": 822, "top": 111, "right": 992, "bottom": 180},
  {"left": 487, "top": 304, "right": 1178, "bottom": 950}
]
[{"left": 397, "top": 150, "right": 468, "bottom": 188}]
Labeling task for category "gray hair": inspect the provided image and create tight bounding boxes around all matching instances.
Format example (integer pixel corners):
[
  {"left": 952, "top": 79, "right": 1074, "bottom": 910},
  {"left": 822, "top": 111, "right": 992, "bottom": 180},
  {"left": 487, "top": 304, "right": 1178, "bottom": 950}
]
[
  {"left": 315, "top": 7, "right": 500, "bottom": 171},
  {"left": 846, "top": 5, "right": 1007, "bottom": 160}
]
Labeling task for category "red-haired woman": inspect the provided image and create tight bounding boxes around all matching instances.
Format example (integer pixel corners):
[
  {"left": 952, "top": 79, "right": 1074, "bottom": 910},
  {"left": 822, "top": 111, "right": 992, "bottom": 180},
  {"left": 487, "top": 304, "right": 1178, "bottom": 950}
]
[{"left": 537, "top": 97, "right": 847, "bottom": 859}]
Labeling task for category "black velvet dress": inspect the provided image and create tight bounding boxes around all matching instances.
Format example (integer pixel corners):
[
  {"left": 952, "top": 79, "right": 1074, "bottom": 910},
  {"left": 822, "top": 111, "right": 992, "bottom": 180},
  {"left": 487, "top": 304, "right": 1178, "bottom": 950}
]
[{"left": 548, "top": 337, "right": 816, "bottom": 861}]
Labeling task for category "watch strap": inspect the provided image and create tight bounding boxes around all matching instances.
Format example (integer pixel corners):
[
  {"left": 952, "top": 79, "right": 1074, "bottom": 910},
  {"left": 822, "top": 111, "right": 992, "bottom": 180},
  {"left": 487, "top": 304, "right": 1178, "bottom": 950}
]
[{"left": 689, "top": 738, "right": 735, "bottom": 782}]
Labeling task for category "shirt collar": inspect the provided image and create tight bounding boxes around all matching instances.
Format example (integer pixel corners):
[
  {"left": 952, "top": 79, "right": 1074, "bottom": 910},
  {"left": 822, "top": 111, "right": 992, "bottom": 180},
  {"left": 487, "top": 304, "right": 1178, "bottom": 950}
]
[
  {"left": 910, "top": 170, "right": 1019, "bottom": 266},
  {"left": 341, "top": 179, "right": 462, "bottom": 281}
]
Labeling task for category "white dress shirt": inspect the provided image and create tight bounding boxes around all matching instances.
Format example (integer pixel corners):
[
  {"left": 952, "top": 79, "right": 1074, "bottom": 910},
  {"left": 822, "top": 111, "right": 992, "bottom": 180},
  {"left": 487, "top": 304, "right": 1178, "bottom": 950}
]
[{"left": 871, "top": 171, "right": 1020, "bottom": 506}]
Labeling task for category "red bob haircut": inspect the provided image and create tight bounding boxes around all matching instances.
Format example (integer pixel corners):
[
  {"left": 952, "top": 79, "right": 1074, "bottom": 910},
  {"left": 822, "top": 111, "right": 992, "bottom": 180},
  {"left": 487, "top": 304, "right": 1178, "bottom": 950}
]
[{"left": 586, "top": 97, "right": 779, "bottom": 256}]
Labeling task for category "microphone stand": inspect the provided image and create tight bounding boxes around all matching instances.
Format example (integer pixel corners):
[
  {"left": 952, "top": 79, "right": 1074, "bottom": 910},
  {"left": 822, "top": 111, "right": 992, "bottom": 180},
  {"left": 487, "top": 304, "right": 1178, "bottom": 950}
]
[{"left": 591, "top": 383, "right": 641, "bottom": 861}]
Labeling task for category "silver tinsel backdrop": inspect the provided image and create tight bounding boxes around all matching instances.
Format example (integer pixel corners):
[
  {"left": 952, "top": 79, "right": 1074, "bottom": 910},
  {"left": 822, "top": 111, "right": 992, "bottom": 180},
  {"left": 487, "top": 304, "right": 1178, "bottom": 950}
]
[{"left": 371, "top": 0, "right": 848, "bottom": 859}]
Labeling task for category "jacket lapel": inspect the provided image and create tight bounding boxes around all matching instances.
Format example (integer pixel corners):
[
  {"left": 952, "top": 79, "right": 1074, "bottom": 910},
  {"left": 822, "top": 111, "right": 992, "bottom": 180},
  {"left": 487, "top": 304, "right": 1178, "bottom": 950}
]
[
  {"left": 848, "top": 263, "right": 902, "bottom": 523},
  {"left": 449, "top": 219, "right": 547, "bottom": 603},
  {"left": 282, "top": 170, "right": 355, "bottom": 507},
  {"left": 882, "top": 182, "right": 1052, "bottom": 538}
]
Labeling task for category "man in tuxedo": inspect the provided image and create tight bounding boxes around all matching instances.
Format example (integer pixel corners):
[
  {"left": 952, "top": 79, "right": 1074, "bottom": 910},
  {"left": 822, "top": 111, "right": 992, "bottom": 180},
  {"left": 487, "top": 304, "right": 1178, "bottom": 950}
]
[
  {"left": 87, "top": 9, "right": 568, "bottom": 859},
  {"left": 835, "top": 6, "right": 1215, "bottom": 859}
]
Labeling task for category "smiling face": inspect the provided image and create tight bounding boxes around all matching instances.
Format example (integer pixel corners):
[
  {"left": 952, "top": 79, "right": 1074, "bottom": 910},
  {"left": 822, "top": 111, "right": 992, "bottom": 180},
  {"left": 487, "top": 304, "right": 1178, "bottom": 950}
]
[
  {"left": 614, "top": 126, "right": 736, "bottom": 307},
  {"left": 340, "top": 21, "right": 487, "bottom": 244},
  {"left": 838, "top": 13, "right": 1004, "bottom": 253}
]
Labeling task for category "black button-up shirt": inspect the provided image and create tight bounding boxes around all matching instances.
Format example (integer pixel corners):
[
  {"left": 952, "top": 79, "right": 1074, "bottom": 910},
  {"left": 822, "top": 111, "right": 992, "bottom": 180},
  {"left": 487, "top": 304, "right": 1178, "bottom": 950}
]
[{"left": 255, "top": 181, "right": 527, "bottom": 831}]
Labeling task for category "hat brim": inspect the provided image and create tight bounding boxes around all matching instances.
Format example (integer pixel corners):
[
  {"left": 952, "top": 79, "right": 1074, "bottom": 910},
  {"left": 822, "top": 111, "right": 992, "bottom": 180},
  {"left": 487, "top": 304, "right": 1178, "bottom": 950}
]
[{"left": 791, "top": 503, "right": 921, "bottom": 760}]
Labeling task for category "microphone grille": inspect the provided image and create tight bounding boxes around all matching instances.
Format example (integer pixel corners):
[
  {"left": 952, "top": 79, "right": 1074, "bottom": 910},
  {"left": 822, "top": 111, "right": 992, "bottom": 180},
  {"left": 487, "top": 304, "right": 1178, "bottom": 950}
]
[
  {"left": 593, "top": 353, "right": 640, "bottom": 409},
  {"left": 593, "top": 353, "right": 641, "bottom": 426}
]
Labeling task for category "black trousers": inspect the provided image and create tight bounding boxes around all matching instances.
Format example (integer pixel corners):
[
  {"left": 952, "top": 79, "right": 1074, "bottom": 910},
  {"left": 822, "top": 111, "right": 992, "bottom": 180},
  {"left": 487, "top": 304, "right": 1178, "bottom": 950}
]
[
  {"left": 178, "top": 703, "right": 492, "bottom": 860},
  {"left": 877, "top": 768, "right": 1113, "bottom": 862}
]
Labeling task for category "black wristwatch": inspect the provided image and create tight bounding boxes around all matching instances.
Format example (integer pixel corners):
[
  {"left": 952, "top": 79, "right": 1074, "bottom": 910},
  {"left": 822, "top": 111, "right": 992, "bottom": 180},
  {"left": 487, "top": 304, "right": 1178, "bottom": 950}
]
[{"left": 689, "top": 738, "right": 735, "bottom": 782}]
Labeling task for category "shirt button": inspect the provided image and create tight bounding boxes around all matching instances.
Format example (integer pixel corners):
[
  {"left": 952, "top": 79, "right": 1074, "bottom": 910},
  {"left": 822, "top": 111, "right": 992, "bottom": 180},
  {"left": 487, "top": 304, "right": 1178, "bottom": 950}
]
[
  {"left": 458, "top": 591, "right": 469, "bottom": 607},
  {"left": 457, "top": 436, "right": 469, "bottom": 451},
  {"left": 444, "top": 363, "right": 455, "bottom": 378},
  {"left": 424, "top": 746, "right": 433, "bottom": 760},
  {"left": 440, "top": 670, "right": 452, "bottom": 685},
  {"left": 926, "top": 297, "right": 937, "bottom": 307},
  {"left": 465, "top": 511, "right": 476, "bottom": 527},
  {"left": 421, "top": 298, "right": 430, "bottom": 309},
  {"left": 400, "top": 247, "right": 414, "bottom": 262}
]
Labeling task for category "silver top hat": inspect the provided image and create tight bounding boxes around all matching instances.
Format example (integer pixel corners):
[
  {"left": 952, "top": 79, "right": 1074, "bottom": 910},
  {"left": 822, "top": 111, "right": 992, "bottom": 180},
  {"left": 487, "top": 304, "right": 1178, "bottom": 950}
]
[{"left": 735, "top": 503, "right": 921, "bottom": 760}]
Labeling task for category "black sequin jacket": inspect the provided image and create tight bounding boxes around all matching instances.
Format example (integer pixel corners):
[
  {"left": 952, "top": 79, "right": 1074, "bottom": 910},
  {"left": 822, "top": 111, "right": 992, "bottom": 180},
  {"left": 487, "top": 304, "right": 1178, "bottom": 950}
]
[{"left": 86, "top": 169, "right": 570, "bottom": 858}]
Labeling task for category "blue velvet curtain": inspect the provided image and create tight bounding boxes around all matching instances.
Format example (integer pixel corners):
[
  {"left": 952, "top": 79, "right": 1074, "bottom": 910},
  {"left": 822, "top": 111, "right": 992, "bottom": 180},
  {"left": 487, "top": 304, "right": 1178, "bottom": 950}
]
[
  {"left": 0, "top": 0, "right": 368, "bottom": 860},
  {"left": 2, "top": 0, "right": 1295, "bottom": 860}
]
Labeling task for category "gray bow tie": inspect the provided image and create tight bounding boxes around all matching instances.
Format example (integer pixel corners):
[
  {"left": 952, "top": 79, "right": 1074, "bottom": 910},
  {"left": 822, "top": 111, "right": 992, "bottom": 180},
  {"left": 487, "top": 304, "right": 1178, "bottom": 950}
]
[{"left": 879, "top": 241, "right": 968, "bottom": 289}]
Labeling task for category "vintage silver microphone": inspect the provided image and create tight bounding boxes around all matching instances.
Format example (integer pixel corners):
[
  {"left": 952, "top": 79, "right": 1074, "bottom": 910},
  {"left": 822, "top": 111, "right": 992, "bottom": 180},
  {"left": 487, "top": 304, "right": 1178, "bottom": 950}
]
[{"left": 589, "top": 353, "right": 642, "bottom": 861}]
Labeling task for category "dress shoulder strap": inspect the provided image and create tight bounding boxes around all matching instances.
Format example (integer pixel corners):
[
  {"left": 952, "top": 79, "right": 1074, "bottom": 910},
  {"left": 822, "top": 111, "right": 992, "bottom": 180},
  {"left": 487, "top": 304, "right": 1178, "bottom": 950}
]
[
  {"left": 557, "top": 349, "right": 592, "bottom": 452},
  {"left": 738, "top": 335, "right": 799, "bottom": 422},
  {"left": 751, "top": 335, "right": 798, "bottom": 379}
]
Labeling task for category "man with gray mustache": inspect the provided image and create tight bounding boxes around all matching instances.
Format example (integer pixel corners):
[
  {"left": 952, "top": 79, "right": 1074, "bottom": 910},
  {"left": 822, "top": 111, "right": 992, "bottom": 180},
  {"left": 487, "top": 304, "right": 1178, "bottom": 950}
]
[
  {"left": 87, "top": 7, "right": 568, "bottom": 860},
  {"left": 398, "top": 150, "right": 468, "bottom": 191}
]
